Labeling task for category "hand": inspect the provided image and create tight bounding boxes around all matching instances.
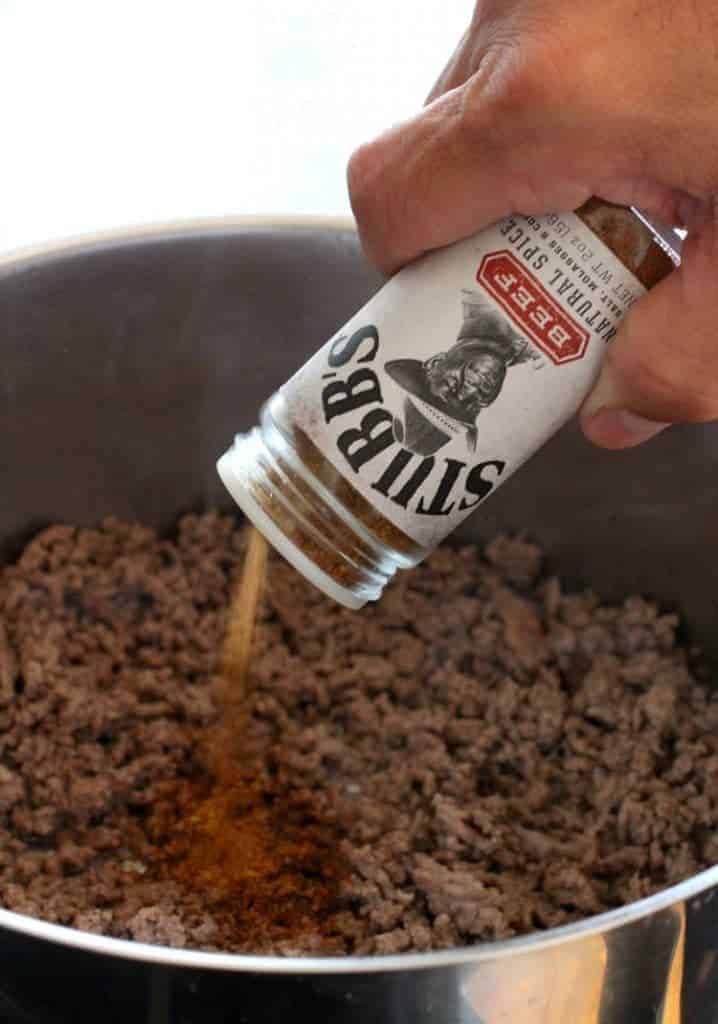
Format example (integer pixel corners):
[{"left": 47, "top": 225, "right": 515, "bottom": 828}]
[{"left": 347, "top": 0, "right": 718, "bottom": 449}]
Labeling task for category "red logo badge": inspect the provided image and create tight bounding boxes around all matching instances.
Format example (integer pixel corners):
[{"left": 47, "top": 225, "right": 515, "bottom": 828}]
[{"left": 478, "top": 251, "right": 589, "bottom": 365}]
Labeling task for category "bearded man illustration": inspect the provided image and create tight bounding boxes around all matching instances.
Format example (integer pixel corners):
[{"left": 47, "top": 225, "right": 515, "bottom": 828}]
[{"left": 385, "top": 291, "right": 544, "bottom": 456}]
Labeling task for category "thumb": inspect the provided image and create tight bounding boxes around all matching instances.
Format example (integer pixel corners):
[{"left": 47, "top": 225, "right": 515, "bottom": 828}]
[{"left": 580, "top": 221, "right": 718, "bottom": 449}]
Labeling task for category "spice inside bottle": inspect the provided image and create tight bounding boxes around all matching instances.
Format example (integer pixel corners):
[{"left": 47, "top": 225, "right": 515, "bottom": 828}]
[{"left": 218, "top": 201, "right": 675, "bottom": 608}]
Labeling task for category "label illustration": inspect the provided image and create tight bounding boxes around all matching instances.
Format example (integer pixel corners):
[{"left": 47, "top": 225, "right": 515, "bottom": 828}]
[
  {"left": 385, "top": 288, "right": 543, "bottom": 457},
  {"left": 282, "top": 212, "right": 645, "bottom": 549}
]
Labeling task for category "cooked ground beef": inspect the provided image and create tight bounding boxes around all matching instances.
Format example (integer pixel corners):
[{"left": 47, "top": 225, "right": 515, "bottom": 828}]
[{"left": 1, "top": 514, "right": 716, "bottom": 955}]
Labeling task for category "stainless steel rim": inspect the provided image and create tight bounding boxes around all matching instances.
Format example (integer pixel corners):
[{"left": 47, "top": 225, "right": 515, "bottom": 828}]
[
  {"left": 0, "top": 213, "right": 358, "bottom": 271},
  {"left": 3, "top": 865, "right": 718, "bottom": 974},
  {"left": 1, "top": 214, "right": 713, "bottom": 975}
]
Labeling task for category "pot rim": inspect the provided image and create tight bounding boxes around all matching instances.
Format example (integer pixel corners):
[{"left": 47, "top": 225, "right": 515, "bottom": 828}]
[
  {"left": 3, "top": 865, "right": 717, "bottom": 974},
  {"left": 0, "top": 213, "right": 358, "bottom": 275},
  {"left": 0, "top": 214, "right": 713, "bottom": 974}
]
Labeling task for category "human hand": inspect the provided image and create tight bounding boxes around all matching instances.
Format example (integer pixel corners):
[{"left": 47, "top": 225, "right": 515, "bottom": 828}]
[{"left": 347, "top": 0, "right": 718, "bottom": 449}]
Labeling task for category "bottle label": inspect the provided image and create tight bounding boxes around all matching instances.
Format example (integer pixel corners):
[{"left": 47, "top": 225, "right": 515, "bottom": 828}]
[{"left": 282, "top": 212, "right": 645, "bottom": 549}]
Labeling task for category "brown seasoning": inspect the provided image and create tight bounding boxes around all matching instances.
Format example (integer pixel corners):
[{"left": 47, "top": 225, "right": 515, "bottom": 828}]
[{"left": 147, "top": 526, "right": 350, "bottom": 950}]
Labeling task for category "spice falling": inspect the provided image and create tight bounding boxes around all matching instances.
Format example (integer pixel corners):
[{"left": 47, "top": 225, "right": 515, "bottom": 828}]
[
  {"left": 145, "top": 526, "right": 350, "bottom": 951},
  {"left": 222, "top": 527, "right": 269, "bottom": 704}
]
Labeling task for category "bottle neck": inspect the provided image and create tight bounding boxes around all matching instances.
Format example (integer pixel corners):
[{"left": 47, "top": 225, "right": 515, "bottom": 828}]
[
  {"left": 630, "top": 207, "right": 683, "bottom": 266},
  {"left": 576, "top": 199, "right": 676, "bottom": 289}
]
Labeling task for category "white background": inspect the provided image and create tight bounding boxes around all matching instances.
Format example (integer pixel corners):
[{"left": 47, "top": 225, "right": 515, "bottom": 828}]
[{"left": 0, "top": 1, "right": 471, "bottom": 254}]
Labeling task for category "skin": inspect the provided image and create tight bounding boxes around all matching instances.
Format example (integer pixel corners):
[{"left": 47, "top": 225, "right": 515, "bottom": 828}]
[{"left": 346, "top": 0, "right": 718, "bottom": 449}]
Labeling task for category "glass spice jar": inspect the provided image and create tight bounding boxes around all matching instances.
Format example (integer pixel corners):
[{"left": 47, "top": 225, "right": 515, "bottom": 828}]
[{"left": 218, "top": 201, "right": 676, "bottom": 608}]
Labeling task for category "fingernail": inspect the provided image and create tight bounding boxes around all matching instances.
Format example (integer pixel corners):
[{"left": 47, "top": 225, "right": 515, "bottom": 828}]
[
  {"left": 583, "top": 408, "right": 669, "bottom": 449},
  {"left": 581, "top": 365, "right": 623, "bottom": 421},
  {"left": 581, "top": 369, "right": 669, "bottom": 449}
]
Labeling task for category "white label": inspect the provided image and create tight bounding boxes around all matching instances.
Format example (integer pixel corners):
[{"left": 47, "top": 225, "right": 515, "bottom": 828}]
[{"left": 281, "top": 213, "right": 645, "bottom": 549}]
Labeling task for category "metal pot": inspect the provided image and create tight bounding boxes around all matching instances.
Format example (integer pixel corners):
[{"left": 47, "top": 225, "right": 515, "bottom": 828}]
[{"left": 1, "top": 219, "right": 717, "bottom": 1024}]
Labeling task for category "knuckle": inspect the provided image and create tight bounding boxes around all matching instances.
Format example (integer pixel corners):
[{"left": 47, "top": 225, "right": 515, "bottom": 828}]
[
  {"left": 346, "top": 142, "right": 378, "bottom": 219},
  {"left": 491, "top": 21, "right": 571, "bottom": 107},
  {"left": 346, "top": 140, "right": 393, "bottom": 269},
  {"left": 459, "top": 32, "right": 572, "bottom": 164},
  {"left": 500, "top": 45, "right": 559, "bottom": 112}
]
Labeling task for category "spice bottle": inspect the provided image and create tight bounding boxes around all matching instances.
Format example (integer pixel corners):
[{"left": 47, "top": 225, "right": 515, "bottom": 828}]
[{"left": 218, "top": 201, "right": 676, "bottom": 608}]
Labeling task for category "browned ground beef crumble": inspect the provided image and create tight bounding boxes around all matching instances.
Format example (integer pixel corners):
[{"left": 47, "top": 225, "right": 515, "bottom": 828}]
[{"left": 0, "top": 514, "right": 717, "bottom": 955}]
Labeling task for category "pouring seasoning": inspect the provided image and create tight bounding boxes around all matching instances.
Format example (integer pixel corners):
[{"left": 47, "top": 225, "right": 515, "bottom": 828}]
[{"left": 218, "top": 201, "right": 675, "bottom": 607}]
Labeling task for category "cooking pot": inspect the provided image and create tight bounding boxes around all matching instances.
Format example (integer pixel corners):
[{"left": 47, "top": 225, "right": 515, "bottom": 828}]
[{"left": 1, "top": 218, "right": 717, "bottom": 1023}]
